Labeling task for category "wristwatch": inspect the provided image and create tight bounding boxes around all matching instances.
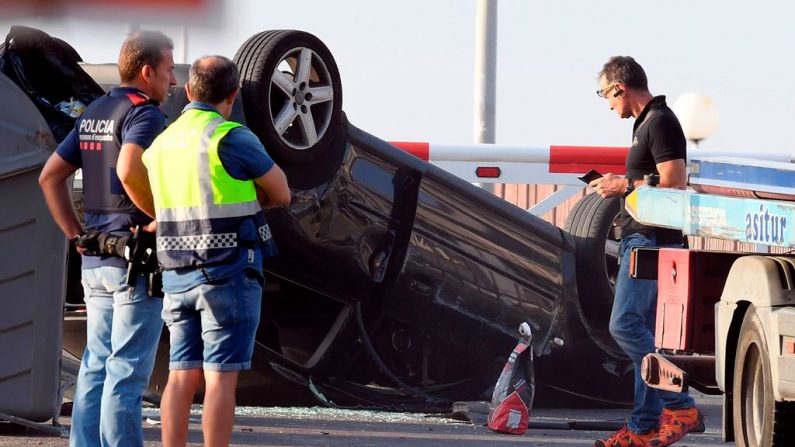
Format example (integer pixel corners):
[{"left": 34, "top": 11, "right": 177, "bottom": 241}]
[{"left": 623, "top": 178, "right": 635, "bottom": 197}]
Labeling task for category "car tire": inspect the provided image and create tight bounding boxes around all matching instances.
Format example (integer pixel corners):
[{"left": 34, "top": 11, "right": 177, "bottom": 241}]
[
  {"left": 732, "top": 305, "right": 795, "bottom": 447},
  {"left": 532, "top": 192, "right": 633, "bottom": 407},
  {"left": 563, "top": 192, "right": 624, "bottom": 358},
  {"left": 234, "top": 30, "right": 343, "bottom": 166}
]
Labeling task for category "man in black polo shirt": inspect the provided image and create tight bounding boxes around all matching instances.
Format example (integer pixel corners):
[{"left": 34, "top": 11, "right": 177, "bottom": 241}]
[{"left": 589, "top": 56, "right": 702, "bottom": 447}]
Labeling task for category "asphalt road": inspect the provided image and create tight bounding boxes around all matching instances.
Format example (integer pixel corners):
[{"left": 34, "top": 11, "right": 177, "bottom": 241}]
[{"left": 0, "top": 394, "right": 733, "bottom": 446}]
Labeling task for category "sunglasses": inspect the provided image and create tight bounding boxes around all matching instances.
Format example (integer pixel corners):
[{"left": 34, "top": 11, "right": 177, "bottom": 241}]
[{"left": 596, "top": 83, "right": 618, "bottom": 99}]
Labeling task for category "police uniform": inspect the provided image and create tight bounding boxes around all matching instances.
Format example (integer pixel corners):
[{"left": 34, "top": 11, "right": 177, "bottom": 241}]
[
  {"left": 56, "top": 87, "right": 166, "bottom": 447},
  {"left": 143, "top": 102, "right": 276, "bottom": 371}
]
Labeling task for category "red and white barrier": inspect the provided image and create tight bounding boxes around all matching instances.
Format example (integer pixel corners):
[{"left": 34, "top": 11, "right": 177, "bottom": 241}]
[
  {"left": 391, "top": 142, "right": 627, "bottom": 186},
  {"left": 389, "top": 142, "right": 795, "bottom": 216},
  {"left": 390, "top": 142, "right": 795, "bottom": 185}
]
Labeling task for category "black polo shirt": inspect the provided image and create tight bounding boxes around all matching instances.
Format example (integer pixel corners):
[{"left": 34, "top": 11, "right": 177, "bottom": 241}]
[{"left": 620, "top": 95, "right": 687, "bottom": 245}]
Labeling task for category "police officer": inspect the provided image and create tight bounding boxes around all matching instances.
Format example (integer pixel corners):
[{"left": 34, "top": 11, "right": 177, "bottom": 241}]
[
  {"left": 136, "top": 55, "right": 289, "bottom": 447},
  {"left": 39, "top": 30, "right": 176, "bottom": 447}
]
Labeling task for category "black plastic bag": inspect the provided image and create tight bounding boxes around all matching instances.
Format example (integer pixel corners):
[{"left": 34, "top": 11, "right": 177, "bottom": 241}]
[{"left": 0, "top": 26, "right": 104, "bottom": 142}]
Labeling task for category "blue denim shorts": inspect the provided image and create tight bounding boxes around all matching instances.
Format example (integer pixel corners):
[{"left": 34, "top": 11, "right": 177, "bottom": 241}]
[{"left": 162, "top": 269, "right": 262, "bottom": 371}]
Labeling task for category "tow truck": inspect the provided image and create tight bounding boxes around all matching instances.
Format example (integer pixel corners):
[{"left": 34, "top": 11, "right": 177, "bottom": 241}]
[{"left": 626, "top": 157, "right": 795, "bottom": 446}]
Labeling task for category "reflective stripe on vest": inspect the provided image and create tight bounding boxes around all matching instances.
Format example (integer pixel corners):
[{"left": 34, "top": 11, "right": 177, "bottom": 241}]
[
  {"left": 144, "top": 109, "right": 272, "bottom": 268},
  {"left": 157, "top": 232, "right": 237, "bottom": 251}
]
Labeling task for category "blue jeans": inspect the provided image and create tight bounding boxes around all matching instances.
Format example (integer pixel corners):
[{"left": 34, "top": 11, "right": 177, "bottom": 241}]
[
  {"left": 610, "top": 233, "right": 694, "bottom": 434},
  {"left": 162, "top": 269, "right": 262, "bottom": 372},
  {"left": 70, "top": 266, "right": 163, "bottom": 447}
]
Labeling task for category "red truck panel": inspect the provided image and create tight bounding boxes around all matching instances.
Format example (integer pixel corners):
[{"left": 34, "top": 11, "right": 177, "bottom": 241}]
[{"left": 655, "top": 249, "right": 744, "bottom": 353}]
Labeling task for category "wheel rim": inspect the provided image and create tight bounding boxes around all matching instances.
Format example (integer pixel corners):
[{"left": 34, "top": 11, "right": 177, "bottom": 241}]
[
  {"left": 742, "top": 344, "right": 765, "bottom": 444},
  {"left": 269, "top": 46, "right": 335, "bottom": 150}
]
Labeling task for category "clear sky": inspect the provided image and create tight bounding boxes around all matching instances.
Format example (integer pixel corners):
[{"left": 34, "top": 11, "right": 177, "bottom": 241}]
[{"left": 2, "top": 0, "right": 793, "bottom": 154}]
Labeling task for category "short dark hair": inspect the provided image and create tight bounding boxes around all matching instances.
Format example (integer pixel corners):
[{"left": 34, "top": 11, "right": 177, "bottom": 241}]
[
  {"left": 118, "top": 30, "right": 174, "bottom": 83},
  {"left": 598, "top": 56, "right": 648, "bottom": 90},
  {"left": 188, "top": 56, "right": 240, "bottom": 104}
]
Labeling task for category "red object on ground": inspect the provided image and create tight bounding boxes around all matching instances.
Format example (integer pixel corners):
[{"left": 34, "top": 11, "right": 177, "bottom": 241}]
[{"left": 487, "top": 391, "right": 529, "bottom": 435}]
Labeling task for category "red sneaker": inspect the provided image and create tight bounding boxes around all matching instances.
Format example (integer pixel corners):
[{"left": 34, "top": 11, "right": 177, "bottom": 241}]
[
  {"left": 648, "top": 406, "right": 705, "bottom": 447},
  {"left": 594, "top": 425, "right": 658, "bottom": 447}
]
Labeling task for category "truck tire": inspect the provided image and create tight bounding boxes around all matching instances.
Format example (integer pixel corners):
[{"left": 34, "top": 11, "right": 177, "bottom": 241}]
[
  {"left": 563, "top": 192, "right": 624, "bottom": 358},
  {"left": 732, "top": 305, "right": 795, "bottom": 446},
  {"left": 234, "top": 30, "right": 343, "bottom": 166}
]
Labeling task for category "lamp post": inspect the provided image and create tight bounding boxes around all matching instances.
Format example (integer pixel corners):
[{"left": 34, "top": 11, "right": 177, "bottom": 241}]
[
  {"left": 473, "top": 0, "right": 497, "bottom": 192},
  {"left": 672, "top": 92, "right": 720, "bottom": 148}
]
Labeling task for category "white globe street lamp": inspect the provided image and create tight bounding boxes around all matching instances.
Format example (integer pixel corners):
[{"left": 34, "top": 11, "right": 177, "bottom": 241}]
[{"left": 672, "top": 92, "right": 720, "bottom": 147}]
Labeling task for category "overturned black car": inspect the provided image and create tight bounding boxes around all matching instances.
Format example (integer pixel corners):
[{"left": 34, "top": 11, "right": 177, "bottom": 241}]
[{"left": 2, "top": 26, "right": 629, "bottom": 411}]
